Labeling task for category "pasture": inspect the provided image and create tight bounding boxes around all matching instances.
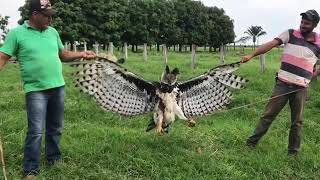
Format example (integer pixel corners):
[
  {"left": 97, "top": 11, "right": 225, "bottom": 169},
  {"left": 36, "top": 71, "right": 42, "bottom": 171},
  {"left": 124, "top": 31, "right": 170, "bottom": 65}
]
[{"left": 1, "top": 48, "right": 320, "bottom": 179}]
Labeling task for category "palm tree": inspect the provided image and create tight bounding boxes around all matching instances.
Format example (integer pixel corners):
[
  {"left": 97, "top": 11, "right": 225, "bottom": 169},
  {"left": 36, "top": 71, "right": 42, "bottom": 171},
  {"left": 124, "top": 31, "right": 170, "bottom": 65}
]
[{"left": 244, "top": 26, "right": 266, "bottom": 49}]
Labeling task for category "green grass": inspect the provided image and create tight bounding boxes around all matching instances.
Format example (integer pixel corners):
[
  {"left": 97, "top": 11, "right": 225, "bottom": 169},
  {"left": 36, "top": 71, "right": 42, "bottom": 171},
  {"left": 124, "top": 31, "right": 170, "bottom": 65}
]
[{"left": 1, "top": 48, "right": 320, "bottom": 179}]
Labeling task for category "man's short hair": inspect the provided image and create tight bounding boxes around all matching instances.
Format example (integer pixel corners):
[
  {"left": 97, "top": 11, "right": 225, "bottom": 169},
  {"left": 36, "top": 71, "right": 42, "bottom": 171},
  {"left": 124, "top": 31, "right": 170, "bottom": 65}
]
[{"left": 300, "top": 9, "right": 319, "bottom": 24}]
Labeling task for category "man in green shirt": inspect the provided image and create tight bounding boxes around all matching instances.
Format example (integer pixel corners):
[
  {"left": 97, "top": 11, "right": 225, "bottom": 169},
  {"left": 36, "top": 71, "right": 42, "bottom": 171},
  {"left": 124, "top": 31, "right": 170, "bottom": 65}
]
[{"left": 0, "top": 0, "right": 96, "bottom": 178}]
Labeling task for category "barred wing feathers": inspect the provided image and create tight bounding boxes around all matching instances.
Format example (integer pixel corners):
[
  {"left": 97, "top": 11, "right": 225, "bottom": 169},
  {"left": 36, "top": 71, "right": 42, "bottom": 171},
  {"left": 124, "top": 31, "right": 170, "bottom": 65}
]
[
  {"left": 70, "top": 57, "right": 157, "bottom": 116},
  {"left": 178, "top": 62, "right": 247, "bottom": 117}
]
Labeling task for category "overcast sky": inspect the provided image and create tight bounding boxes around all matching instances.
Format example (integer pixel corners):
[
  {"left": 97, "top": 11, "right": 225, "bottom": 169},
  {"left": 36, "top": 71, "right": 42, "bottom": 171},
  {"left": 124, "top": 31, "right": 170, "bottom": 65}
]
[{"left": 1, "top": 0, "right": 320, "bottom": 44}]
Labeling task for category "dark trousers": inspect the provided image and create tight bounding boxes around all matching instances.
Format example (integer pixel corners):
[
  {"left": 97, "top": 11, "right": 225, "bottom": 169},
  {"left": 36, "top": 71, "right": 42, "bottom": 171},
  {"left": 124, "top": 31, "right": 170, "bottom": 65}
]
[
  {"left": 247, "top": 80, "right": 307, "bottom": 152},
  {"left": 23, "top": 86, "right": 65, "bottom": 175}
]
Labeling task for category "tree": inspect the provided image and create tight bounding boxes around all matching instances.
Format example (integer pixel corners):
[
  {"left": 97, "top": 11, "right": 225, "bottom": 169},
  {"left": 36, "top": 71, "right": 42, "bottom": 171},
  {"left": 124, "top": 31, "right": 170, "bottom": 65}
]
[
  {"left": 0, "top": 15, "right": 9, "bottom": 42},
  {"left": 244, "top": 25, "right": 266, "bottom": 49},
  {"left": 17, "top": 0, "right": 235, "bottom": 52},
  {"left": 206, "top": 6, "right": 235, "bottom": 52}
]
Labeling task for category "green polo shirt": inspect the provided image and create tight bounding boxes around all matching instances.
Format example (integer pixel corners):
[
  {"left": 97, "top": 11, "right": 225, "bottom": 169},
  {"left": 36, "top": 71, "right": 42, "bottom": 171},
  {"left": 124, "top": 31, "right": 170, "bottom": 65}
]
[{"left": 0, "top": 21, "right": 65, "bottom": 93}]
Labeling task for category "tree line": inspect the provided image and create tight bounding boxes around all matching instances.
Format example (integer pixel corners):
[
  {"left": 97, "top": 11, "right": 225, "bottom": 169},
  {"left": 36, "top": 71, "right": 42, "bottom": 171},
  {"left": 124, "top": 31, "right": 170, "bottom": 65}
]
[{"left": 17, "top": 0, "right": 235, "bottom": 52}]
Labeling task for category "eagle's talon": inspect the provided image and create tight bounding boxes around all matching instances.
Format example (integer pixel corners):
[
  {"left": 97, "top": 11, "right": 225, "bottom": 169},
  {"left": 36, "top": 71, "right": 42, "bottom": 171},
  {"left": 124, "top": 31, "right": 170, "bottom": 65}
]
[
  {"left": 156, "top": 128, "right": 164, "bottom": 135},
  {"left": 187, "top": 118, "right": 196, "bottom": 127}
]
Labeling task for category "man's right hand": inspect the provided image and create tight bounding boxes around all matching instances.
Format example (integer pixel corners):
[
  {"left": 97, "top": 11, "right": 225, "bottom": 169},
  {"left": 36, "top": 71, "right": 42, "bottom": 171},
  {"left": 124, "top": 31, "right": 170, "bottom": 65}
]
[
  {"left": 0, "top": 52, "right": 11, "bottom": 71},
  {"left": 241, "top": 55, "right": 253, "bottom": 63}
]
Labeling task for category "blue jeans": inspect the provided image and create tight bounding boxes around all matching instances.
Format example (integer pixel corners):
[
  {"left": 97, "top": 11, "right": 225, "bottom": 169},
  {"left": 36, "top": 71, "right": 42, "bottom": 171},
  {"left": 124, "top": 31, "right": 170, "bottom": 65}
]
[{"left": 23, "top": 86, "right": 64, "bottom": 175}]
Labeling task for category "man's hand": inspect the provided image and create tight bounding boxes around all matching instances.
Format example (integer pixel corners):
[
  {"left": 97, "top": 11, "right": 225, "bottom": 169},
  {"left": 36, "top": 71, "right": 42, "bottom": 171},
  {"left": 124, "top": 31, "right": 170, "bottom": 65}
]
[
  {"left": 240, "top": 39, "right": 280, "bottom": 64},
  {"left": 241, "top": 55, "right": 254, "bottom": 63},
  {"left": 80, "top": 51, "right": 96, "bottom": 59},
  {"left": 0, "top": 52, "right": 11, "bottom": 71}
]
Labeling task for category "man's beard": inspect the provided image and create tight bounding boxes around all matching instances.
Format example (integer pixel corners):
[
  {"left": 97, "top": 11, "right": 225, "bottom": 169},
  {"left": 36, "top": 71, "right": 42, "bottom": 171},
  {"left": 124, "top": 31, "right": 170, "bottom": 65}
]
[{"left": 300, "top": 27, "right": 313, "bottom": 37}]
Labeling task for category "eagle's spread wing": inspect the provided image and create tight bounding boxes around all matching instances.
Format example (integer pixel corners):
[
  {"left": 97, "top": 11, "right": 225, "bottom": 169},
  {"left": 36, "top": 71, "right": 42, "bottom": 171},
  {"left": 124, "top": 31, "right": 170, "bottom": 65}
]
[
  {"left": 177, "top": 62, "right": 247, "bottom": 117},
  {"left": 69, "top": 57, "right": 157, "bottom": 116}
]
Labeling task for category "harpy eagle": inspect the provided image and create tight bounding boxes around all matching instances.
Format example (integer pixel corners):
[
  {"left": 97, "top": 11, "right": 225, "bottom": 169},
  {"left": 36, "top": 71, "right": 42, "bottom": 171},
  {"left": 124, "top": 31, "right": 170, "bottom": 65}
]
[{"left": 70, "top": 57, "right": 247, "bottom": 134}]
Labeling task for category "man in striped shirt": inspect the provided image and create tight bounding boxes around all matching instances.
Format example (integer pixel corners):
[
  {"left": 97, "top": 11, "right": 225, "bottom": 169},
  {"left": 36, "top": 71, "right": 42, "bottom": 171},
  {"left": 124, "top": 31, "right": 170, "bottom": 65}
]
[{"left": 241, "top": 10, "right": 320, "bottom": 156}]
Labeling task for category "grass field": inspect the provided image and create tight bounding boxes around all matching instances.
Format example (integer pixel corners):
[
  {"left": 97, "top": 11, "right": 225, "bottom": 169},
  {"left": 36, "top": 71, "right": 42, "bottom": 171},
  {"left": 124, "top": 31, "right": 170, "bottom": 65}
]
[{"left": 1, "top": 48, "right": 320, "bottom": 179}]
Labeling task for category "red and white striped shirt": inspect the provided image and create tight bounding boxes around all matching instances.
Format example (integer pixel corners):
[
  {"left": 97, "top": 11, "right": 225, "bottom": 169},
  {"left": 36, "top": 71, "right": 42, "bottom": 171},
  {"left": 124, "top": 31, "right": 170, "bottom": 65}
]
[{"left": 275, "top": 29, "right": 320, "bottom": 87}]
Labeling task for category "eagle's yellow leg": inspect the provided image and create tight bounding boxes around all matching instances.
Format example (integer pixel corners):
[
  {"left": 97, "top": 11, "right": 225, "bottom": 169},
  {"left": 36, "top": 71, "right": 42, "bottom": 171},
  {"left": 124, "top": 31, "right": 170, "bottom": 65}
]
[{"left": 187, "top": 118, "right": 196, "bottom": 127}]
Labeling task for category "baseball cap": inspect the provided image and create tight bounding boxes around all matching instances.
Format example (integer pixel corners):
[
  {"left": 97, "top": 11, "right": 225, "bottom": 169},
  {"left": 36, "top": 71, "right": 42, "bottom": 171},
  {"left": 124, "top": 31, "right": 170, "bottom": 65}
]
[
  {"left": 300, "top": 9, "right": 319, "bottom": 24},
  {"left": 29, "top": 0, "right": 56, "bottom": 16}
]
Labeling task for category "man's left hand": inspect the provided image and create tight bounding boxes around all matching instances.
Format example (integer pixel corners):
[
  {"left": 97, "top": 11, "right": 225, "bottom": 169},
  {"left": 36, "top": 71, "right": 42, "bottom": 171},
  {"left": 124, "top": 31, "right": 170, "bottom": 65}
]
[{"left": 81, "top": 51, "right": 96, "bottom": 59}]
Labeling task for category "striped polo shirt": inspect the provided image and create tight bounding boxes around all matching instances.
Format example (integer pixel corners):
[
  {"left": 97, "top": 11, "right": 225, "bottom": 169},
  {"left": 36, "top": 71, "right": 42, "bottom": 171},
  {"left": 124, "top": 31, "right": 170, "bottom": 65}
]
[{"left": 275, "top": 29, "right": 320, "bottom": 87}]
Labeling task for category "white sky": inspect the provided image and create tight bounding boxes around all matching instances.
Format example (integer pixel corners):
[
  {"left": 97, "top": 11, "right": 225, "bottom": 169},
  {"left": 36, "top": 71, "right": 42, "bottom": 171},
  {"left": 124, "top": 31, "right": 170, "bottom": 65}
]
[{"left": 1, "top": 0, "right": 320, "bottom": 44}]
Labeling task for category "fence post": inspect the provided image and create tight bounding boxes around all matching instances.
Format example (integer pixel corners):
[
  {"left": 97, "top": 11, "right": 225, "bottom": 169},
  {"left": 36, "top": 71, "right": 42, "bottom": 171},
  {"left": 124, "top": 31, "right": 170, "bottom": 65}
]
[
  {"left": 124, "top": 42, "right": 128, "bottom": 60},
  {"left": 191, "top": 44, "right": 196, "bottom": 69},
  {"left": 108, "top": 42, "right": 113, "bottom": 55},
  {"left": 64, "top": 42, "right": 70, "bottom": 51},
  {"left": 93, "top": 42, "right": 99, "bottom": 55},
  {"left": 143, "top": 43, "right": 148, "bottom": 62},
  {"left": 260, "top": 54, "right": 266, "bottom": 73},
  {"left": 83, "top": 41, "right": 87, "bottom": 51},
  {"left": 73, "top": 41, "right": 79, "bottom": 52},
  {"left": 220, "top": 44, "right": 224, "bottom": 65},
  {"left": 163, "top": 44, "right": 168, "bottom": 64},
  {"left": 0, "top": 136, "right": 8, "bottom": 180}
]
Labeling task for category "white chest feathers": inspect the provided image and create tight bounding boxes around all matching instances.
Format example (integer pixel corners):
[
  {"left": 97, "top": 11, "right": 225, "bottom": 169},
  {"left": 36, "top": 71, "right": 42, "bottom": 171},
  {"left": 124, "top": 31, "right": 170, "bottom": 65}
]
[{"left": 153, "top": 88, "right": 188, "bottom": 126}]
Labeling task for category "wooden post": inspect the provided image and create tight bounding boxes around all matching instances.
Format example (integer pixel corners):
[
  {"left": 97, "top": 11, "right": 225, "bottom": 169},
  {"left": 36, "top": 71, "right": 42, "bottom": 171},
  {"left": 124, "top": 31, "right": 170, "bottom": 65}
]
[
  {"left": 124, "top": 42, "right": 128, "bottom": 60},
  {"left": 108, "top": 42, "right": 113, "bottom": 55},
  {"left": 64, "top": 42, "right": 69, "bottom": 51},
  {"left": 260, "top": 54, "right": 266, "bottom": 73},
  {"left": 143, "top": 43, "right": 148, "bottom": 62},
  {"left": 220, "top": 44, "right": 224, "bottom": 65},
  {"left": 93, "top": 42, "right": 99, "bottom": 55},
  {"left": 83, "top": 41, "right": 87, "bottom": 51},
  {"left": 0, "top": 136, "right": 8, "bottom": 180},
  {"left": 163, "top": 44, "right": 168, "bottom": 64},
  {"left": 73, "top": 41, "right": 79, "bottom": 52},
  {"left": 191, "top": 44, "right": 196, "bottom": 70}
]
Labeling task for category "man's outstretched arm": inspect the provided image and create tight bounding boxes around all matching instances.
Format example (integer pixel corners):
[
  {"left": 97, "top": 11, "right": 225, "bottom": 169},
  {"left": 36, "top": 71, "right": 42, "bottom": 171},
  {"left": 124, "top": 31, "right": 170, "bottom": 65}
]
[
  {"left": 59, "top": 49, "right": 96, "bottom": 62},
  {"left": 241, "top": 39, "right": 281, "bottom": 63}
]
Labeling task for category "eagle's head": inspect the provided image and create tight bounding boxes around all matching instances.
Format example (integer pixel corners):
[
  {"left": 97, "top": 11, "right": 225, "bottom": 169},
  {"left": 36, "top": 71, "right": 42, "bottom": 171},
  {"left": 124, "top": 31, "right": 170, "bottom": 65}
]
[{"left": 160, "top": 65, "right": 180, "bottom": 85}]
